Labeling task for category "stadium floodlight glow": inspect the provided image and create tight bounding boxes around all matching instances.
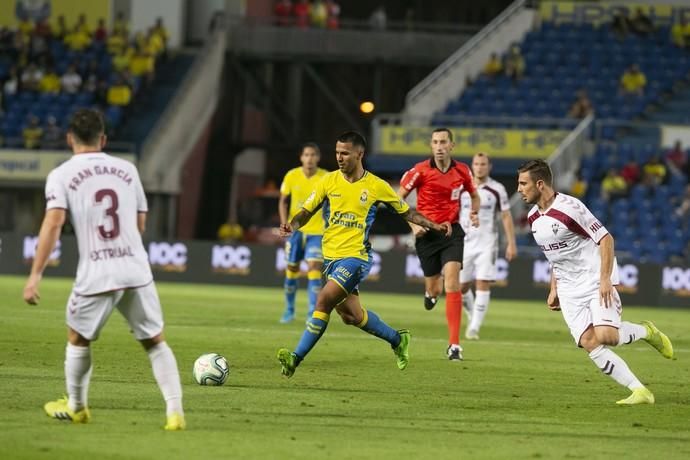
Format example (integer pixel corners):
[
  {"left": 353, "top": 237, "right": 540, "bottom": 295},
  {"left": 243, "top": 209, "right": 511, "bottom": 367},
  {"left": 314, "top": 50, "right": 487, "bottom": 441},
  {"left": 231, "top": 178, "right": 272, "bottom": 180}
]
[{"left": 359, "top": 101, "right": 375, "bottom": 114}]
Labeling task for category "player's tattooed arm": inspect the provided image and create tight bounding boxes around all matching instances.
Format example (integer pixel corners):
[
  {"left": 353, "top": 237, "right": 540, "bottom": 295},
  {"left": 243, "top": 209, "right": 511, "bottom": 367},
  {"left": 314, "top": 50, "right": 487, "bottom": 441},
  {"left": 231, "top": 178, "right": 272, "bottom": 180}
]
[{"left": 402, "top": 209, "right": 452, "bottom": 236}]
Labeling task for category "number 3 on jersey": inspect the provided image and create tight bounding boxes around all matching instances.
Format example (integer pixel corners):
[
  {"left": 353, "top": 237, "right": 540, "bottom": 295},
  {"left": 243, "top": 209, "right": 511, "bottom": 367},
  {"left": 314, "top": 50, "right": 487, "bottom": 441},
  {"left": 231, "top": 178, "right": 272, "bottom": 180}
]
[{"left": 95, "top": 189, "right": 120, "bottom": 239}]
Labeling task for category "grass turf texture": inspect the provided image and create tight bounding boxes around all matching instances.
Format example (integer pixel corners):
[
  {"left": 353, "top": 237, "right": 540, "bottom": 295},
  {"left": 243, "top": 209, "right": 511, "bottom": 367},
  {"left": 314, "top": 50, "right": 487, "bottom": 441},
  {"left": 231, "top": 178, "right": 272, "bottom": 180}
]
[{"left": 0, "top": 275, "right": 688, "bottom": 460}]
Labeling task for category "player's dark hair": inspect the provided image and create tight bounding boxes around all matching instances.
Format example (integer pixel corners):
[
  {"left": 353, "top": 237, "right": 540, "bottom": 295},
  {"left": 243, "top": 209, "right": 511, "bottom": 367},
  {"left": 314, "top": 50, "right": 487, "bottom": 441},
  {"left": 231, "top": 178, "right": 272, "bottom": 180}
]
[
  {"left": 518, "top": 159, "right": 553, "bottom": 186},
  {"left": 431, "top": 127, "right": 453, "bottom": 142},
  {"left": 300, "top": 142, "right": 320, "bottom": 155},
  {"left": 68, "top": 109, "right": 105, "bottom": 145},
  {"left": 337, "top": 131, "right": 367, "bottom": 151}
]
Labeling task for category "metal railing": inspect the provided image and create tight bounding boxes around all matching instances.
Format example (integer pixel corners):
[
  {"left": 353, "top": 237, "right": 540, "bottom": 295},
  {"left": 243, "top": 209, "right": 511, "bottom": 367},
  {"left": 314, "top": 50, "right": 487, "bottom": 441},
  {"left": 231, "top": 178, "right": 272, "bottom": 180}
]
[
  {"left": 508, "top": 113, "right": 594, "bottom": 216},
  {"left": 405, "top": 0, "right": 527, "bottom": 108}
]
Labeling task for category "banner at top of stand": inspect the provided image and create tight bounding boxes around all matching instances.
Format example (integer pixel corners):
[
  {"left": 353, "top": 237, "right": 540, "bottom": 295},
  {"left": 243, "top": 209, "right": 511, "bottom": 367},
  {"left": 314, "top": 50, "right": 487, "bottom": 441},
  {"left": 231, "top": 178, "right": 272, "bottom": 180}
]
[
  {"left": 0, "top": 0, "right": 111, "bottom": 29},
  {"left": 377, "top": 126, "right": 568, "bottom": 158},
  {"left": 0, "top": 150, "right": 136, "bottom": 182},
  {"left": 539, "top": 1, "right": 690, "bottom": 26}
]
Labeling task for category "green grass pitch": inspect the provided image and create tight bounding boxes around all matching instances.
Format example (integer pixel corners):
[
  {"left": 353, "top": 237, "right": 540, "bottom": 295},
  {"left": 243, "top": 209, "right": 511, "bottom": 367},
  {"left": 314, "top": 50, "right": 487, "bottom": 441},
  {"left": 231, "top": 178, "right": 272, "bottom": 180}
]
[{"left": 0, "top": 275, "right": 688, "bottom": 459}]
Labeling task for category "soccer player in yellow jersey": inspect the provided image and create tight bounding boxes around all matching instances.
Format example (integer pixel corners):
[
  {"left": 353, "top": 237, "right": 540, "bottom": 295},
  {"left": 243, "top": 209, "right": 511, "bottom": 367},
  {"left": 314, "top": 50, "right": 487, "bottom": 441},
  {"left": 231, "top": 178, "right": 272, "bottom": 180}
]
[
  {"left": 278, "top": 143, "right": 328, "bottom": 323},
  {"left": 277, "top": 131, "right": 451, "bottom": 378}
]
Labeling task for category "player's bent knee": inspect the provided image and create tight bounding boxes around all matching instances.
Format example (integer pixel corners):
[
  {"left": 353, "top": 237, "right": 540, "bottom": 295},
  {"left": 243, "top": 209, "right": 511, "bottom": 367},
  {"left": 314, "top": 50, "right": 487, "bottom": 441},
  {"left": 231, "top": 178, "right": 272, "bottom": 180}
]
[
  {"left": 139, "top": 333, "right": 164, "bottom": 350},
  {"left": 594, "top": 327, "right": 618, "bottom": 346},
  {"left": 68, "top": 328, "right": 91, "bottom": 347}
]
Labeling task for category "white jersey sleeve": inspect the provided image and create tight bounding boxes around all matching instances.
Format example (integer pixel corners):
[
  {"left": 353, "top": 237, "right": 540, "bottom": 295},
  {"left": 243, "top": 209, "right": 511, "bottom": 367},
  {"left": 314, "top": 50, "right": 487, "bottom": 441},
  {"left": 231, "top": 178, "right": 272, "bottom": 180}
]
[
  {"left": 45, "top": 169, "right": 68, "bottom": 210},
  {"left": 556, "top": 194, "right": 608, "bottom": 243}
]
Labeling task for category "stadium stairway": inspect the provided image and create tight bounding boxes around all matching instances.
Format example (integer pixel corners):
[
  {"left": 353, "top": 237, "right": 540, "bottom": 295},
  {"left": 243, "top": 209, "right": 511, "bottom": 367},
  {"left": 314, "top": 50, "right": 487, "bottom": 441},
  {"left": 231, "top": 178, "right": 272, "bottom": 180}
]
[{"left": 116, "top": 51, "right": 197, "bottom": 151}]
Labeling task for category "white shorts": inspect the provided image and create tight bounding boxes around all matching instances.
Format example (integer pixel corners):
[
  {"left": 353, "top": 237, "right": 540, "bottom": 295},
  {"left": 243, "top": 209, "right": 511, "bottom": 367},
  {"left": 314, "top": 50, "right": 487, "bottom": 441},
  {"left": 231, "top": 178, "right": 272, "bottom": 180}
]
[
  {"left": 460, "top": 243, "right": 498, "bottom": 283},
  {"left": 66, "top": 282, "right": 164, "bottom": 341},
  {"left": 559, "top": 287, "right": 622, "bottom": 346}
]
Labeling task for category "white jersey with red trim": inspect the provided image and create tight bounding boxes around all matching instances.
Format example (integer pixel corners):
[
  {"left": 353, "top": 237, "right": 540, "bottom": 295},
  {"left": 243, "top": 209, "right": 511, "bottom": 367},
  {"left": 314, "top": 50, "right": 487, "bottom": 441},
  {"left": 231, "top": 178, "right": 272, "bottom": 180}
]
[
  {"left": 44, "top": 152, "right": 153, "bottom": 295},
  {"left": 528, "top": 193, "right": 619, "bottom": 296},
  {"left": 460, "top": 177, "right": 510, "bottom": 248}
]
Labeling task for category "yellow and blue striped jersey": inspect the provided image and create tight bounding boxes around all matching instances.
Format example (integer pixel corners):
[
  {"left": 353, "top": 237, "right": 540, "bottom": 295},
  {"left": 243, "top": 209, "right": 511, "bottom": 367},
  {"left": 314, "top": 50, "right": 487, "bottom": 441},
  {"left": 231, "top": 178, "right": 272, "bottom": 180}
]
[
  {"left": 280, "top": 167, "right": 328, "bottom": 235},
  {"left": 302, "top": 170, "right": 410, "bottom": 261}
]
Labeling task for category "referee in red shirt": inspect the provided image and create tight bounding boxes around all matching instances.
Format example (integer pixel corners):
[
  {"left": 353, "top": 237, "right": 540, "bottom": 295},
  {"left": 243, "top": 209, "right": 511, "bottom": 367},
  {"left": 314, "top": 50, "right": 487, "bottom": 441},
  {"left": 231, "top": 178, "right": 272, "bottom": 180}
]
[{"left": 399, "top": 128, "right": 480, "bottom": 361}]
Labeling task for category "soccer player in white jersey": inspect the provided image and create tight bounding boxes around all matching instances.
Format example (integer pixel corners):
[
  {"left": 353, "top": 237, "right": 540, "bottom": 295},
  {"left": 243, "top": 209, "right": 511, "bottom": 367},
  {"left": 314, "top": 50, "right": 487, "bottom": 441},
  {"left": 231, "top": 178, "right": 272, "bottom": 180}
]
[
  {"left": 517, "top": 159, "right": 674, "bottom": 405},
  {"left": 22, "top": 109, "right": 185, "bottom": 429},
  {"left": 459, "top": 153, "right": 517, "bottom": 340}
]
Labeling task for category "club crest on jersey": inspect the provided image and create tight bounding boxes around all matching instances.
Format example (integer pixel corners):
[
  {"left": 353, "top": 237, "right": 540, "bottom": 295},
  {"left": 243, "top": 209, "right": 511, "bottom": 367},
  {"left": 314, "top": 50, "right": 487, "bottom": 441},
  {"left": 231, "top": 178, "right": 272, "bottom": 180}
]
[
  {"left": 552, "top": 223, "right": 560, "bottom": 235},
  {"left": 359, "top": 189, "right": 368, "bottom": 205}
]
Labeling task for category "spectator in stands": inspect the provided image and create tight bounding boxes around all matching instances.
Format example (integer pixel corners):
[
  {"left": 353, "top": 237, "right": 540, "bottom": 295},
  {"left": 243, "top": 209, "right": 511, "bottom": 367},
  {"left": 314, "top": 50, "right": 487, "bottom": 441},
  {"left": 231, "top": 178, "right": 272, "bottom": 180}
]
[
  {"left": 504, "top": 45, "right": 525, "bottom": 81},
  {"left": 326, "top": 0, "right": 341, "bottom": 29},
  {"left": 620, "top": 160, "right": 640, "bottom": 186},
  {"left": 310, "top": 0, "right": 328, "bottom": 28},
  {"left": 275, "top": 0, "right": 293, "bottom": 26},
  {"left": 675, "top": 185, "right": 690, "bottom": 218},
  {"left": 17, "top": 17, "right": 34, "bottom": 40},
  {"left": 567, "top": 89, "right": 594, "bottom": 119},
  {"left": 54, "top": 15, "right": 68, "bottom": 40},
  {"left": 75, "top": 14, "right": 91, "bottom": 36},
  {"left": 129, "top": 47, "right": 155, "bottom": 86},
  {"left": 42, "top": 116, "right": 63, "bottom": 150},
  {"left": 145, "top": 27, "right": 165, "bottom": 59},
  {"left": 112, "top": 45, "right": 132, "bottom": 73},
  {"left": 107, "top": 30, "right": 127, "bottom": 55},
  {"left": 94, "top": 18, "right": 108, "bottom": 42},
  {"left": 38, "top": 66, "right": 60, "bottom": 94},
  {"left": 23, "top": 115, "right": 43, "bottom": 149},
  {"left": 570, "top": 171, "right": 587, "bottom": 198},
  {"left": 60, "top": 64, "right": 82, "bottom": 94},
  {"left": 107, "top": 76, "right": 133, "bottom": 108},
  {"left": 665, "top": 140, "right": 688, "bottom": 177},
  {"left": 21, "top": 62, "right": 43, "bottom": 92},
  {"left": 3, "top": 66, "right": 20, "bottom": 97},
  {"left": 113, "top": 11, "right": 129, "bottom": 37},
  {"left": 152, "top": 18, "right": 170, "bottom": 55},
  {"left": 642, "top": 155, "right": 667, "bottom": 186},
  {"left": 671, "top": 17, "right": 690, "bottom": 48},
  {"left": 369, "top": 5, "right": 387, "bottom": 31},
  {"left": 630, "top": 8, "right": 654, "bottom": 37},
  {"left": 64, "top": 25, "right": 92, "bottom": 52},
  {"left": 601, "top": 168, "right": 628, "bottom": 201},
  {"left": 483, "top": 52, "right": 503, "bottom": 78},
  {"left": 619, "top": 64, "right": 646, "bottom": 97},
  {"left": 293, "top": 0, "right": 310, "bottom": 29},
  {"left": 610, "top": 10, "right": 630, "bottom": 40}
]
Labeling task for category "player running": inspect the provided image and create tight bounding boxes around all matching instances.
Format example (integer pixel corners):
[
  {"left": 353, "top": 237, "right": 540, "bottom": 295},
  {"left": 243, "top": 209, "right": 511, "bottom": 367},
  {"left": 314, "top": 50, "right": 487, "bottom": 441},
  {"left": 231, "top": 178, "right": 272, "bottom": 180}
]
[
  {"left": 276, "top": 131, "right": 450, "bottom": 378},
  {"left": 278, "top": 142, "right": 328, "bottom": 323},
  {"left": 517, "top": 159, "right": 674, "bottom": 405},
  {"left": 459, "top": 153, "right": 517, "bottom": 340}
]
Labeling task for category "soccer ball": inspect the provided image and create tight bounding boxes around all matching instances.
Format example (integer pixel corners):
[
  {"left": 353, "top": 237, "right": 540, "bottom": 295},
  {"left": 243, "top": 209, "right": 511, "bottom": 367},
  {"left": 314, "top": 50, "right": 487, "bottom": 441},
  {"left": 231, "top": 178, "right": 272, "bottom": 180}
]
[{"left": 192, "top": 353, "right": 229, "bottom": 386}]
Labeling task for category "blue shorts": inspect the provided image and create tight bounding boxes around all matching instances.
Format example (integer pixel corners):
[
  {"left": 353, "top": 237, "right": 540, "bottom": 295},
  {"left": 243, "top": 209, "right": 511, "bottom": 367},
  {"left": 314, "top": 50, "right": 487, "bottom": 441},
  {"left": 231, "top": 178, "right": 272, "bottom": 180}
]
[
  {"left": 323, "top": 257, "right": 372, "bottom": 295},
  {"left": 285, "top": 231, "right": 323, "bottom": 266}
]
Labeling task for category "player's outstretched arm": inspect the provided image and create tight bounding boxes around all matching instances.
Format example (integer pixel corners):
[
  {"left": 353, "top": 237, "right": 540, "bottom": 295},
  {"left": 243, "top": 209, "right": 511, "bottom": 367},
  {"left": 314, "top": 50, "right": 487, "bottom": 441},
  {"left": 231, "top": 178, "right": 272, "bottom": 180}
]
[
  {"left": 402, "top": 209, "right": 451, "bottom": 236},
  {"left": 598, "top": 233, "right": 615, "bottom": 308},
  {"left": 279, "top": 208, "right": 315, "bottom": 237},
  {"left": 23, "top": 209, "right": 66, "bottom": 305},
  {"left": 397, "top": 186, "right": 427, "bottom": 237}
]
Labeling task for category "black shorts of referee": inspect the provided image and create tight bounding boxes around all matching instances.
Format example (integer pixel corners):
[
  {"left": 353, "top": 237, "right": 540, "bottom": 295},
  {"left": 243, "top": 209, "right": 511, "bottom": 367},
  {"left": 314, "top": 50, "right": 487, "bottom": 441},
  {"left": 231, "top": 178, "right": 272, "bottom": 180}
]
[{"left": 414, "top": 223, "right": 465, "bottom": 277}]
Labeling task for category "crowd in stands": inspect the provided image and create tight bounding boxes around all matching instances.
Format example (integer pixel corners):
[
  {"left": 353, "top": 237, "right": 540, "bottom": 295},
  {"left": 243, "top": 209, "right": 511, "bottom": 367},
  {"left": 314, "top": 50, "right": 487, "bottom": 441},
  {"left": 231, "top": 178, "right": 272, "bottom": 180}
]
[
  {"left": 0, "top": 12, "right": 169, "bottom": 149},
  {"left": 274, "top": 0, "right": 341, "bottom": 29}
]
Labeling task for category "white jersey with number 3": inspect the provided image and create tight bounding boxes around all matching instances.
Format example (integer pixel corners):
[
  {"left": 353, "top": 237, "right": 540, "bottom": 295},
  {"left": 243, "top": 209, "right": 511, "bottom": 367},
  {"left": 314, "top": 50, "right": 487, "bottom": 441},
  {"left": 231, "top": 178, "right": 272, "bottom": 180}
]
[
  {"left": 45, "top": 152, "right": 152, "bottom": 295},
  {"left": 528, "top": 192, "right": 619, "bottom": 297}
]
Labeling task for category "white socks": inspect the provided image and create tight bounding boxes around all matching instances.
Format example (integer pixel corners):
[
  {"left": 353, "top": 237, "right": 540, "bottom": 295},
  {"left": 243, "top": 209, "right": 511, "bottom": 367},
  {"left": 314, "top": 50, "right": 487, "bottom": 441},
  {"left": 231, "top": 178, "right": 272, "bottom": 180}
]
[
  {"left": 147, "top": 342, "right": 184, "bottom": 416},
  {"left": 589, "top": 345, "right": 643, "bottom": 390},
  {"left": 65, "top": 343, "right": 92, "bottom": 412},
  {"left": 468, "top": 290, "right": 490, "bottom": 332},
  {"left": 462, "top": 290, "right": 475, "bottom": 321},
  {"left": 617, "top": 322, "right": 648, "bottom": 346}
]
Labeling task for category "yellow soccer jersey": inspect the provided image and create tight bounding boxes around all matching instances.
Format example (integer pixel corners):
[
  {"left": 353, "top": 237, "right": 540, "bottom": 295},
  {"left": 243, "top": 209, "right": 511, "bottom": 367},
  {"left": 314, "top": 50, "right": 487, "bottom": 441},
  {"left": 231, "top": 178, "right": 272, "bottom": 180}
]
[
  {"left": 280, "top": 167, "right": 328, "bottom": 235},
  {"left": 302, "top": 170, "right": 410, "bottom": 261}
]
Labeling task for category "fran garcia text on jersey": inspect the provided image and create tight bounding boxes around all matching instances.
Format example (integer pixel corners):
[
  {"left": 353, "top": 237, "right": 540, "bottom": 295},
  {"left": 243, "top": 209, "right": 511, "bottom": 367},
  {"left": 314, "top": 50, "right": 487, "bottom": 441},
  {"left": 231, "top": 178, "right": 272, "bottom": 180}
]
[{"left": 68, "top": 166, "right": 133, "bottom": 191}]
